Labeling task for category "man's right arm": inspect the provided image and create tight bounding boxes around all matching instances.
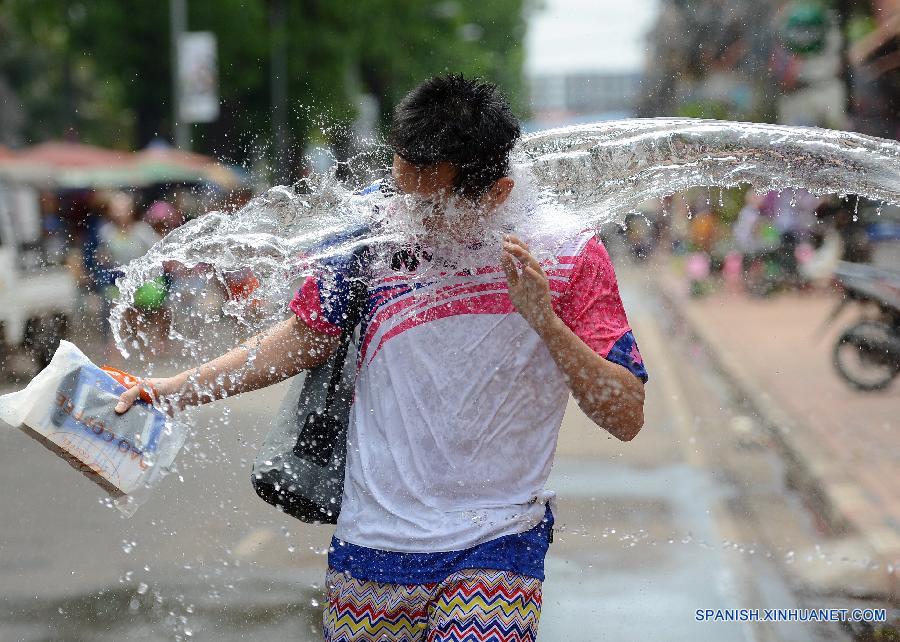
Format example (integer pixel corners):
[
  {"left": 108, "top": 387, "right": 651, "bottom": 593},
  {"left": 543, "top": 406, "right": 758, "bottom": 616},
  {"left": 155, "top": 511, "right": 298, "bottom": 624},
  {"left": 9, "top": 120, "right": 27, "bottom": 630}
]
[{"left": 114, "top": 315, "right": 340, "bottom": 414}]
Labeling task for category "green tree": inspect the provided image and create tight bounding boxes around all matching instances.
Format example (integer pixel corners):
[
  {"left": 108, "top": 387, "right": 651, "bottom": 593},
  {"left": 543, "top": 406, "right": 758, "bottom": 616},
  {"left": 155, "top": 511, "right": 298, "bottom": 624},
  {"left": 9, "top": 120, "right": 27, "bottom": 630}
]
[
  {"left": 349, "top": 0, "right": 528, "bottom": 125},
  {"left": 1, "top": 0, "right": 528, "bottom": 167}
]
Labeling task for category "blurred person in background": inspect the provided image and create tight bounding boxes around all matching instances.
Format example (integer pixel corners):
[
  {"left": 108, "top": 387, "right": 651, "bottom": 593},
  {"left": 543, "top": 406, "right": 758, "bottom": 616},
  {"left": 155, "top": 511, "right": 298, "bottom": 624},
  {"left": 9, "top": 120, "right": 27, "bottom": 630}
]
[
  {"left": 815, "top": 198, "right": 871, "bottom": 265},
  {"left": 144, "top": 199, "right": 182, "bottom": 237},
  {"left": 668, "top": 193, "right": 691, "bottom": 254},
  {"left": 57, "top": 190, "right": 104, "bottom": 304},
  {"left": 686, "top": 200, "right": 723, "bottom": 297},
  {"left": 721, "top": 189, "right": 765, "bottom": 294},
  {"left": 96, "top": 191, "right": 163, "bottom": 355},
  {"left": 733, "top": 189, "right": 764, "bottom": 255},
  {"left": 98, "top": 191, "right": 159, "bottom": 274},
  {"left": 764, "top": 188, "right": 819, "bottom": 275},
  {"left": 36, "top": 191, "right": 68, "bottom": 266},
  {"left": 145, "top": 196, "right": 262, "bottom": 318},
  {"left": 689, "top": 201, "right": 721, "bottom": 255},
  {"left": 796, "top": 199, "right": 846, "bottom": 285}
]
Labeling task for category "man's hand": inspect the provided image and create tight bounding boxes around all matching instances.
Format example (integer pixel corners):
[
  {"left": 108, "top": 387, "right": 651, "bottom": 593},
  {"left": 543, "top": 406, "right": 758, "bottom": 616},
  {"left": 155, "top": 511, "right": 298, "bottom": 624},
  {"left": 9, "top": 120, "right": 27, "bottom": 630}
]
[
  {"left": 115, "top": 374, "right": 186, "bottom": 415},
  {"left": 500, "top": 234, "right": 557, "bottom": 334},
  {"left": 501, "top": 234, "right": 645, "bottom": 441}
]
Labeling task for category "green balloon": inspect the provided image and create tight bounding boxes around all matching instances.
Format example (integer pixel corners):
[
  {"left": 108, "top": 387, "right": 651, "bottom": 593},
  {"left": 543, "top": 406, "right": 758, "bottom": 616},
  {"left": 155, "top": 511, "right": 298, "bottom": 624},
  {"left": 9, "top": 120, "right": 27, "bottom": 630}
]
[{"left": 133, "top": 277, "right": 168, "bottom": 311}]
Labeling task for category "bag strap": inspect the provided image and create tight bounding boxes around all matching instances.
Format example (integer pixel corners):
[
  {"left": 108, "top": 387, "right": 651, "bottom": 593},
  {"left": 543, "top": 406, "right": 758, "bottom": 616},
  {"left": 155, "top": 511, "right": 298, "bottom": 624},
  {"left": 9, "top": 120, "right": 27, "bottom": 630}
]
[{"left": 322, "top": 248, "right": 370, "bottom": 410}]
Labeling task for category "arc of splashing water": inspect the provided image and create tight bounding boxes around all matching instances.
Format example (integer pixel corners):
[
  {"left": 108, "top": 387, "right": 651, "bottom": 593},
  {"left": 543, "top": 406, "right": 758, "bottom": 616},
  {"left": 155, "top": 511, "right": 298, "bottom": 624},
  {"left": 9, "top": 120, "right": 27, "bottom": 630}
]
[
  {"left": 516, "top": 118, "right": 900, "bottom": 219},
  {"left": 111, "top": 118, "right": 900, "bottom": 357}
]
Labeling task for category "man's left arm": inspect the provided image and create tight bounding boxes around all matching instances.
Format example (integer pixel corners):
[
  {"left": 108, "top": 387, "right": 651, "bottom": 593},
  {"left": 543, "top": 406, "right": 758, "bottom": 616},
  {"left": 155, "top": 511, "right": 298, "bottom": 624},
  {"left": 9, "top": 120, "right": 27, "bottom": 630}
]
[{"left": 501, "top": 235, "right": 645, "bottom": 441}]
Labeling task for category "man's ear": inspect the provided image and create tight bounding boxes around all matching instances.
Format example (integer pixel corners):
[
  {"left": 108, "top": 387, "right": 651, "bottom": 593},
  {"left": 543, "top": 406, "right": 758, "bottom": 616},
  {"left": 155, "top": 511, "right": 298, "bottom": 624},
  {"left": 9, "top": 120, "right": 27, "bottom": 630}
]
[{"left": 481, "top": 177, "right": 515, "bottom": 210}]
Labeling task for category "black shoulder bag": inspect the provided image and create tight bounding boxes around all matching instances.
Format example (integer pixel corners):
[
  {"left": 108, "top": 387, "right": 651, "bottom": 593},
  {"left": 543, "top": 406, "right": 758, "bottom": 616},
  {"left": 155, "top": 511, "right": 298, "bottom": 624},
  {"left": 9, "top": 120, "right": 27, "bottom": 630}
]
[{"left": 251, "top": 257, "right": 368, "bottom": 524}]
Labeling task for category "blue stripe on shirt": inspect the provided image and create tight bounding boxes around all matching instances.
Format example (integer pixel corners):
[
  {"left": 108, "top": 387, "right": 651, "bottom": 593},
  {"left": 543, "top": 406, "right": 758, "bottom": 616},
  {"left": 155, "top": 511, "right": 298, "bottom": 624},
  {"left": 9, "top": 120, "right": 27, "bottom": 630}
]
[
  {"left": 328, "top": 505, "right": 554, "bottom": 584},
  {"left": 606, "top": 330, "right": 648, "bottom": 383}
]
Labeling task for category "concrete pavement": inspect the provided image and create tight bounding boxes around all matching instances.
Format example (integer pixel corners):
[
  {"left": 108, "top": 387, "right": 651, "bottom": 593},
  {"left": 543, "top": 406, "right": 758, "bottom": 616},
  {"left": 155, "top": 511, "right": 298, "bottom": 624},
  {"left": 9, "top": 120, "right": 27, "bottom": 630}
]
[
  {"left": 0, "top": 267, "right": 881, "bottom": 640},
  {"left": 657, "top": 269, "right": 899, "bottom": 602},
  {"left": 539, "top": 272, "right": 844, "bottom": 642}
]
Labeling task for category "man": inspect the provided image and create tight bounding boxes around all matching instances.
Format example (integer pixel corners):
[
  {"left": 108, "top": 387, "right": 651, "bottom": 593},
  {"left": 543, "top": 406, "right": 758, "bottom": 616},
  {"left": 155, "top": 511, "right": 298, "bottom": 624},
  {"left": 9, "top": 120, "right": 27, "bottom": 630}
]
[{"left": 116, "top": 74, "right": 647, "bottom": 642}]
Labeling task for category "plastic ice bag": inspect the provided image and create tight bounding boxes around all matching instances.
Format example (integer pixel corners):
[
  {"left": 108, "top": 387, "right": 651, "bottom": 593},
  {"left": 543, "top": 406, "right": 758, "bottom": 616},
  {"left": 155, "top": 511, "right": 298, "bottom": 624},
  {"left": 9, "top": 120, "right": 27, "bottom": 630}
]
[{"left": 0, "top": 340, "right": 186, "bottom": 516}]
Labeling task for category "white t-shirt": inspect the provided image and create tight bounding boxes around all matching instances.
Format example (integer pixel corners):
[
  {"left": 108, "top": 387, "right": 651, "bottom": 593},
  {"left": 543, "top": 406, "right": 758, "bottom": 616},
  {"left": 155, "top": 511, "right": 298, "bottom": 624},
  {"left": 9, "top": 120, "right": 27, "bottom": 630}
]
[{"left": 291, "top": 227, "right": 646, "bottom": 553}]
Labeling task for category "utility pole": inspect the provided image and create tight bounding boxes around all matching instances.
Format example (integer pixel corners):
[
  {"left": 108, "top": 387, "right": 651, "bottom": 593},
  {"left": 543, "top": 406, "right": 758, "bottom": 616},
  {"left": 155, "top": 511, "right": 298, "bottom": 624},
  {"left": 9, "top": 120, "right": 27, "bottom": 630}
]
[
  {"left": 835, "top": 0, "right": 854, "bottom": 124},
  {"left": 270, "top": 0, "right": 290, "bottom": 184},
  {"left": 170, "top": 0, "right": 190, "bottom": 149}
]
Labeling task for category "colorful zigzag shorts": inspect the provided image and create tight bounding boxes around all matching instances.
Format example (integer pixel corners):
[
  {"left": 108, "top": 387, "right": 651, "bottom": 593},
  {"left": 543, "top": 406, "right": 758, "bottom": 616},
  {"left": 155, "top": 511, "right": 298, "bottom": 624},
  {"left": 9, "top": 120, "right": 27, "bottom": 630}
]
[{"left": 323, "top": 566, "right": 542, "bottom": 641}]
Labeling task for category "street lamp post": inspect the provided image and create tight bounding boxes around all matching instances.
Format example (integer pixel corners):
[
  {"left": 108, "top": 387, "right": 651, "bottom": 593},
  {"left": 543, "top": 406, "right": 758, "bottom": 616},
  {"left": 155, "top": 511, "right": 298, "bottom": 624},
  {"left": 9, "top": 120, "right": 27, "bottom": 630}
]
[
  {"left": 834, "top": 0, "right": 855, "bottom": 122},
  {"left": 170, "top": 0, "right": 190, "bottom": 150},
  {"left": 270, "top": 0, "right": 289, "bottom": 184}
]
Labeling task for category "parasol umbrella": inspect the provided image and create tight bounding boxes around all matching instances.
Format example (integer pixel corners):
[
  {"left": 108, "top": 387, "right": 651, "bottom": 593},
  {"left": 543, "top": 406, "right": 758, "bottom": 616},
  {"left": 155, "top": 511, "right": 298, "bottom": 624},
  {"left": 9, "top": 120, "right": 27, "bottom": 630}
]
[
  {"left": 0, "top": 141, "right": 247, "bottom": 189},
  {"left": 135, "top": 144, "right": 247, "bottom": 190},
  {"left": 0, "top": 141, "right": 138, "bottom": 188}
]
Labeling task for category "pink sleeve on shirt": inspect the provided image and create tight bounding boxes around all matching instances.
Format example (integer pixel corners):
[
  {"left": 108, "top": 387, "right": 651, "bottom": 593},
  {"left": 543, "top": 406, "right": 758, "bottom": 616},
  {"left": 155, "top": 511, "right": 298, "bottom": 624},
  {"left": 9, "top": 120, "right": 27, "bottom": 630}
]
[
  {"left": 289, "top": 276, "right": 344, "bottom": 337},
  {"left": 552, "top": 235, "right": 631, "bottom": 358}
]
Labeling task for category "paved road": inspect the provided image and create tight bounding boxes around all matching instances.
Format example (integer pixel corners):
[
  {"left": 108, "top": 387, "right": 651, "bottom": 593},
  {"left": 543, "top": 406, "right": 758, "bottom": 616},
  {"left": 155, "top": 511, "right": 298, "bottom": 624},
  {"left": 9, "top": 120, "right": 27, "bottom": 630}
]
[
  {"left": 658, "top": 274, "right": 900, "bottom": 598},
  {"left": 0, "top": 268, "right": 852, "bottom": 641},
  {"left": 540, "top": 271, "right": 840, "bottom": 642}
]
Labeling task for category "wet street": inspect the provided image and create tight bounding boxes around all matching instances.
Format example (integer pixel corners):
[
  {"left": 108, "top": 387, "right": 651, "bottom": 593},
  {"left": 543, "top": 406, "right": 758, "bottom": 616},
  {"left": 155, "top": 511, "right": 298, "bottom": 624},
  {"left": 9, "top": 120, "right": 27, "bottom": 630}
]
[
  {"left": 540, "top": 269, "right": 848, "bottom": 642},
  {"left": 0, "top": 265, "right": 863, "bottom": 641}
]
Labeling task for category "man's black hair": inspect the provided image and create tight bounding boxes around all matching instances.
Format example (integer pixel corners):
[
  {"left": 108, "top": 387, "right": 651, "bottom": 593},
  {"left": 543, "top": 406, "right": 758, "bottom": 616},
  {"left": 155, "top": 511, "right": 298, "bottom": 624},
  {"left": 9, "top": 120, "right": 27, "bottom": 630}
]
[{"left": 388, "top": 74, "right": 521, "bottom": 199}]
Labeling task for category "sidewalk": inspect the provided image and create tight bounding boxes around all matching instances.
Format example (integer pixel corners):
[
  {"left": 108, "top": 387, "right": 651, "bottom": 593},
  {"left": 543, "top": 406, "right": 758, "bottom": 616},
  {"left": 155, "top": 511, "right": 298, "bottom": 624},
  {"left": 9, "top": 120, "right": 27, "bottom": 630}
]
[{"left": 657, "top": 273, "right": 899, "bottom": 600}]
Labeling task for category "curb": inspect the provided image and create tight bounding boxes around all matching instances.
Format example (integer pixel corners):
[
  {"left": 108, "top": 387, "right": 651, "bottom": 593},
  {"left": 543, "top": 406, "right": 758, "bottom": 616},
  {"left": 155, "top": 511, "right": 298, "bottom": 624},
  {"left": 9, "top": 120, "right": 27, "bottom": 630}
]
[{"left": 655, "top": 278, "right": 898, "bottom": 601}]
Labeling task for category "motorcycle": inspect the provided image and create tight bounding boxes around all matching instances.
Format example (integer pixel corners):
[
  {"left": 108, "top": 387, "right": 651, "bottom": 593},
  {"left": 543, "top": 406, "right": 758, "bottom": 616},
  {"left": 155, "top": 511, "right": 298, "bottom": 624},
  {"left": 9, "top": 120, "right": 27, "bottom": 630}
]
[
  {"left": 825, "top": 261, "right": 900, "bottom": 391},
  {"left": 741, "top": 227, "right": 803, "bottom": 297}
]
